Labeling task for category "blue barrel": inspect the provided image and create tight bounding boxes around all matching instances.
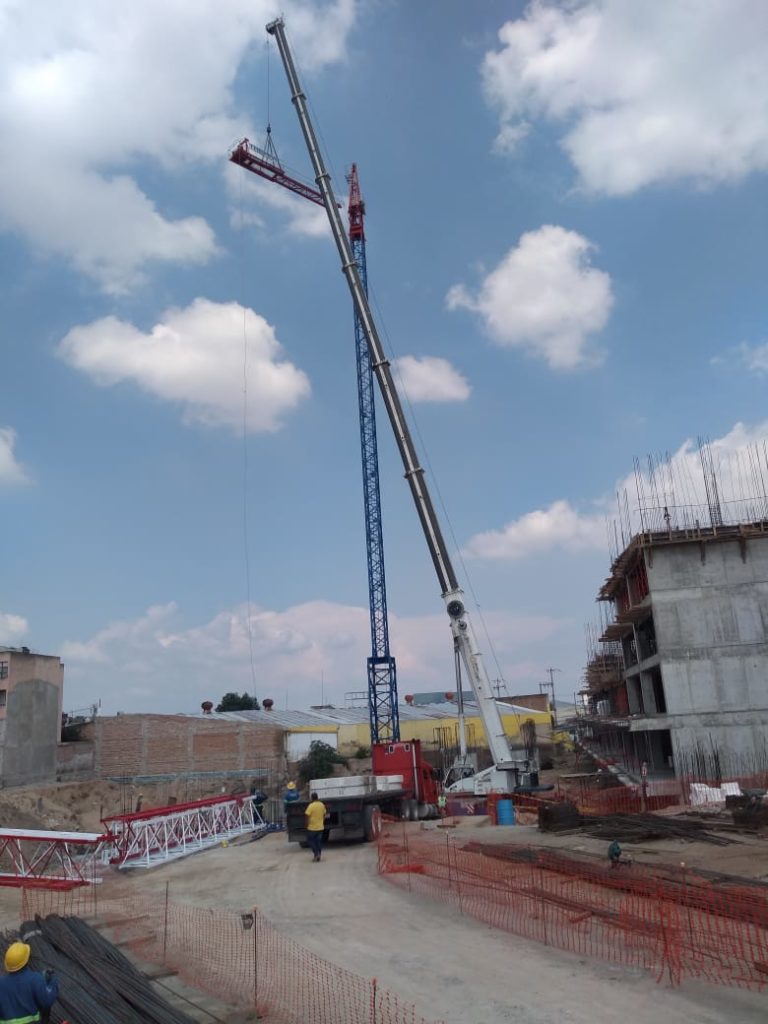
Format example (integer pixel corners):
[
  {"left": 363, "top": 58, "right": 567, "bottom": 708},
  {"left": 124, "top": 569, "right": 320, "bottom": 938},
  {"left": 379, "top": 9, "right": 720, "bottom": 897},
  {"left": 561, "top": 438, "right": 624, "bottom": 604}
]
[{"left": 496, "top": 799, "right": 516, "bottom": 826}]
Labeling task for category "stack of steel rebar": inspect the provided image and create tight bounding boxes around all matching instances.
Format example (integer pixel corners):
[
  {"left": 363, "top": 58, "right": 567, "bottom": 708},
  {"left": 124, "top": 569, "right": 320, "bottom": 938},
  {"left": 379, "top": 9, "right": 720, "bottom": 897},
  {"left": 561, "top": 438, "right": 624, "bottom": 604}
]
[
  {"left": 576, "top": 812, "right": 735, "bottom": 844},
  {"left": 1, "top": 915, "right": 195, "bottom": 1024}
]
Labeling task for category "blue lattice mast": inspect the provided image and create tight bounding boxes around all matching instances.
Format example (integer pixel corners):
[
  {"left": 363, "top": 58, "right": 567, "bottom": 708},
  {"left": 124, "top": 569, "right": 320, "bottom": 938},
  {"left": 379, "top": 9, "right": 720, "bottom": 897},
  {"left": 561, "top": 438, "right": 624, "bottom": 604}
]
[
  {"left": 229, "top": 134, "right": 400, "bottom": 743},
  {"left": 347, "top": 165, "right": 400, "bottom": 743}
]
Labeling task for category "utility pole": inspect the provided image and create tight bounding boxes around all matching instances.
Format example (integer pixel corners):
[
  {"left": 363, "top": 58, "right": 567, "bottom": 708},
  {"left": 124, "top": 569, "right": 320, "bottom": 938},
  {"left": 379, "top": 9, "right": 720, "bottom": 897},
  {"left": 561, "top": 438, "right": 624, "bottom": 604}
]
[{"left": 539, "top": 667, "right": 561, "bottom": 728}]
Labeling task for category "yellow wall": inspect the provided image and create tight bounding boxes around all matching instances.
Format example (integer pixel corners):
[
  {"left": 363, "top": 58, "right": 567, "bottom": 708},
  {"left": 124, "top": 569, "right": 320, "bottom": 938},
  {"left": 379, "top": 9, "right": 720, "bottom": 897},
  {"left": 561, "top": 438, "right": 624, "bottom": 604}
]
[{"left": 336, "top": 708, "right": 551, "bottom": 753}]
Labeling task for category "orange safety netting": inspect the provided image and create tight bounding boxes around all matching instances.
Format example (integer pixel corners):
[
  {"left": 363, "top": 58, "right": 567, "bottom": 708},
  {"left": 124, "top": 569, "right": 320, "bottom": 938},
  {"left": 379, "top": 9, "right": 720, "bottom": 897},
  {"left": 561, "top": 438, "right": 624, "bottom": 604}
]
[
  {"left": 21, "top": 885, "right": 443, "bottom": 1024},
  {"left": 378, "top": 825, "right": 768, "bottom": 990}
]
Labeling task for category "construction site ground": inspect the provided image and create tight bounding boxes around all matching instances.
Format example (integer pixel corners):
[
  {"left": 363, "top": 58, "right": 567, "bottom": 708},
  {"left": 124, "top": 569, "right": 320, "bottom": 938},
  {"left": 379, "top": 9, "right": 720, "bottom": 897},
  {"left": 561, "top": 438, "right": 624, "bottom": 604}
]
[
  {"left": 2, "top": 824, "right": 762, "bottom": 1024},
  {"left": 1, "top": 783, "right": 767, "bottom": 1022}
]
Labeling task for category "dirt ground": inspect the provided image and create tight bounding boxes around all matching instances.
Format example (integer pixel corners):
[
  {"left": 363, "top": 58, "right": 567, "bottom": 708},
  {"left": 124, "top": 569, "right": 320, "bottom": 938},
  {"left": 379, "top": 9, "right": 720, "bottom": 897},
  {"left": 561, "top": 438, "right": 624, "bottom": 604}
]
[
  {"left": 16, "top": 824, "right": 755, "bottom": 1024},
  {"left": 0, "top": 776, "right": 264, "bottom": 835},
  {"left": 1, "top": 777, "right": 767, "bottom": 1023}
]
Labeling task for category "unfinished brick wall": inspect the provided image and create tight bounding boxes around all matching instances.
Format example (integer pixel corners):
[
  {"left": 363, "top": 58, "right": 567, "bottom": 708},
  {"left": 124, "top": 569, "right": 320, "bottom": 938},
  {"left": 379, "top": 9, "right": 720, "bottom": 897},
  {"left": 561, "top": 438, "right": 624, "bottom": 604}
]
[
  {"left": 56, "top": 740, "right": 96, "bottom": 781},
  {"left": 91, "top": 715, "right": 283, "bottom": 780}
]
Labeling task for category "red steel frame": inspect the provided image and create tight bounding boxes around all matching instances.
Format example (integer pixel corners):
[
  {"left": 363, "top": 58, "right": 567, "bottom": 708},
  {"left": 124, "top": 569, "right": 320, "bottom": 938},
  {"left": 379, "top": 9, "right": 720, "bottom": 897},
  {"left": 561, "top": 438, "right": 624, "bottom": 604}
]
[
  {"left": 103, "top": 793, "right": 266, "bottom": 868},
  {"left": 0, "top": 829, "right": 105, "bottom": 890}
]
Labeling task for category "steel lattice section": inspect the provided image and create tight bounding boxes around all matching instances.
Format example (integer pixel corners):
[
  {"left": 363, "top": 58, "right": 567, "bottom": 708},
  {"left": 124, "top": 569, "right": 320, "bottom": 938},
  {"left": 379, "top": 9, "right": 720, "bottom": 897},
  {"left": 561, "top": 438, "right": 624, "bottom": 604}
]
[
  {"left": 0, "top": 829, "right": 105, "bottom": 889},
  {"left": 352, "top": 226, "right": 399, "bottom": 744},
  {"left": 103, "top": 794, "right": 267, "bottom": 869}
]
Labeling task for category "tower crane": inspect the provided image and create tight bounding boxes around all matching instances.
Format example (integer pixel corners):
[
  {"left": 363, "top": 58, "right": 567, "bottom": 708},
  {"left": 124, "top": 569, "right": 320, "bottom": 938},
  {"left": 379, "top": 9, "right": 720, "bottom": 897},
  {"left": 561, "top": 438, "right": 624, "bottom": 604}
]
[
  {"left": 347, "top": 165, "right": 400, "bottom": 743},
  {"left": 230, "top": 140, "right": 398, "bottom": 746},
  {"left": 265, "top": 17, "right": 534, "bottom": 793}
]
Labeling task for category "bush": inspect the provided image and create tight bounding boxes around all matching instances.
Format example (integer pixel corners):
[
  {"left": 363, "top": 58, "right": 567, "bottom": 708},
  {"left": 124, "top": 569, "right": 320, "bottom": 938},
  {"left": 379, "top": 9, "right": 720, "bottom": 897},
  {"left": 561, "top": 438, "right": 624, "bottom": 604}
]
[
  {"left": 353, "top": 745, "right": 371, "bottom": 759},
  {"left": 297, "top": 741, "right": 348, "bottom": 785}
]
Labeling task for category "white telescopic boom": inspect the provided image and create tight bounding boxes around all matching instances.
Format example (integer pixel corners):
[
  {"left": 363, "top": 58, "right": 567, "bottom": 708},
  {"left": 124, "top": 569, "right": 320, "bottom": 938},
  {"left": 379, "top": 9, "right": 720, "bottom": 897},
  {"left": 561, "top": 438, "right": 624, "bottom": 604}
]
[{"left": 266, "top": 18, "right": 521, "bottom": 777}]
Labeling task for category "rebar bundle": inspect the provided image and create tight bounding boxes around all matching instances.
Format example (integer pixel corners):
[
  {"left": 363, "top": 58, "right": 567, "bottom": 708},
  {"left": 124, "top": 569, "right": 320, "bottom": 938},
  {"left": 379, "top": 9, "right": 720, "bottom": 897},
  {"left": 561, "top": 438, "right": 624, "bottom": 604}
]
[{"left": 1, "top": 915, "right": 195, "bottom": 1024}]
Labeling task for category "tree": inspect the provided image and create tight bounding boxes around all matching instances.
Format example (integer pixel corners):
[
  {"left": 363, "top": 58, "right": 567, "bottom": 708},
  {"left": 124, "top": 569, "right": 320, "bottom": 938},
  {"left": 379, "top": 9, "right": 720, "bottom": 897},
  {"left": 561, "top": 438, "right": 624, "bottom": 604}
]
[
  {"left": 297, "top": 741, "right": 348, "bottom": 785},
  {"left": 215, "top": 692, "right": 260, "bottom": 712}
]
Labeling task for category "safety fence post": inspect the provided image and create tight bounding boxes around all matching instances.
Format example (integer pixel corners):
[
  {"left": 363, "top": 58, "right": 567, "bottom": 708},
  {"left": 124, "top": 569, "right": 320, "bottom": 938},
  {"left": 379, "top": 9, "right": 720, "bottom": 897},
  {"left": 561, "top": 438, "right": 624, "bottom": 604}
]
[
  {"left": 403, "top": 819, "right": 412, "bottom": 892},
  {"left": 370, "top": 976, "right": 378, "bottom": 1024},
  {"left": 538, "top": 854, "right": 548, "bottom": 946},
  {"left": 451, "top": 836, "right": 464, "bottom": 916},
  {"left": 253, "top": 906, "right": 261, "bottom": 1020},
  {"left": 162, "top": 881, "right": 170, "bottom": 964}
]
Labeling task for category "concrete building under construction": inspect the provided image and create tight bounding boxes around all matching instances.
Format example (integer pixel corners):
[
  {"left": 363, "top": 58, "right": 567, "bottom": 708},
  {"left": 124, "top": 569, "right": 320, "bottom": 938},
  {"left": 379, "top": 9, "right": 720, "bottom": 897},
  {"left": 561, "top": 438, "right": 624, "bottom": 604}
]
[{"left": 579, "top": 442, "right": 768, "bottom": 780}]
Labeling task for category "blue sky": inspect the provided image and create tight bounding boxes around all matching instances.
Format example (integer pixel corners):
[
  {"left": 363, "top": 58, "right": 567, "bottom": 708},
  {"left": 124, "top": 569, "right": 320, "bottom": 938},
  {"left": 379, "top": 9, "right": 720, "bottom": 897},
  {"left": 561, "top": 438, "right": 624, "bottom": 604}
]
[{"left": 2, "top": 0, "right": 768, "bottom": 714}]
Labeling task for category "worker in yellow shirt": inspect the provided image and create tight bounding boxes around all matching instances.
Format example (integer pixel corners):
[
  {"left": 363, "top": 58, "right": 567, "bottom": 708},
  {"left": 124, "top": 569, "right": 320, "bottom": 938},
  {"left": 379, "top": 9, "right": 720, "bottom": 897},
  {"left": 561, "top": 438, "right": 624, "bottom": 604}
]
[{"left": 304, "top": 791, "right": 327, "bottom": 862}]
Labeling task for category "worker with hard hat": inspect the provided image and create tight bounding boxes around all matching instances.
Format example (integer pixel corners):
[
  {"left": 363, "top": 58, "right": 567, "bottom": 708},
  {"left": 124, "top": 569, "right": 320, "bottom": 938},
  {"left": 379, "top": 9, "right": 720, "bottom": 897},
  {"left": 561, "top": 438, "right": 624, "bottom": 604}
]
[
  {"left": 0, "top": 940, "right": 59, "bottom": 1024},
  {"left": 283, "top": 780, "right": 300, "bottom": 823}
]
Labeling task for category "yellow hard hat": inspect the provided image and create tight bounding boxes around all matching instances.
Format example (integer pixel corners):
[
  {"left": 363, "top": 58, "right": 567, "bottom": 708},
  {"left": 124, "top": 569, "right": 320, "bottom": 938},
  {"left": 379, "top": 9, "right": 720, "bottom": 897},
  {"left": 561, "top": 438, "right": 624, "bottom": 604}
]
[
  {"left": 5, "top": 942, "right": 30, "bottom": 973},
  {"left": 287, "top": 781, "right": 296, "bottom": 789}
]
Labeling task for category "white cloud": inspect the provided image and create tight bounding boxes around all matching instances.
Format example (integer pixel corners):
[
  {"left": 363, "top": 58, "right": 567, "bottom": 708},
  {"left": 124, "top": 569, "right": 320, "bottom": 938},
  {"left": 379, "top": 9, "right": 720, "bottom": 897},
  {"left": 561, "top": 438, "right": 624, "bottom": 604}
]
[
  {"left": 61, "top": 604, "right": 177, "bottom": 665},
  {"left": 0, "top": 612, "right": 29, "bottom": 643},
  {"left": 0, "top": 428, "right": 30, "bottom": 485},
  {"left": 738, "top": 342, "right": 768, "bottom": 374},
  {"left": 393, "top": 356, "right": 471, "bottom": 403},
  {"left": 0, "top": 1, "right": 356, "bottom": 291},
  {"left": 465, "top": 419, "right": 768, "bottom": 562},
  {"left": 465, "top": 500, "right": 606, "bottom": 560},
  {"left": 58, "top": 298, "right": 311, "bottom": 433},
  {"left": 228, "top": 168, "right": 331, "bottom": 239},
  {"left": 483, "top": 1, "right": 768, "bottom": 195},
  {"left": 61, "top": 599, "right": 567, "bottom": 713},
  {"left": 447, "top": 225, "right": 613, "bottom": 370}
]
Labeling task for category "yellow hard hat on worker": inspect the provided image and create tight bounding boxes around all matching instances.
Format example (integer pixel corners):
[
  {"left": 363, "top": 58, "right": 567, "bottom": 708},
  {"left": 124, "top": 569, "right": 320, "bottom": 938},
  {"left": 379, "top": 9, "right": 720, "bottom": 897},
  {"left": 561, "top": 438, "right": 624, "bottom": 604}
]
[
  {"left": 4, "top": 941, "right": 30, "bottom": 972},
  {"left": 287, "top": 781, "right": 296, "bottom": 790}
]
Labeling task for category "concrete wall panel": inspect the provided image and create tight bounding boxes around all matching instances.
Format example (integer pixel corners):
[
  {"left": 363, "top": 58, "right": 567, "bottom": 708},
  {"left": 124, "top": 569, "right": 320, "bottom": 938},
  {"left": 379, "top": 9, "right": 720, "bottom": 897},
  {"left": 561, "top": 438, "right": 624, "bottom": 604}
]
[{"left": 2, "top": 679, "right": 59, "bottom": 786}]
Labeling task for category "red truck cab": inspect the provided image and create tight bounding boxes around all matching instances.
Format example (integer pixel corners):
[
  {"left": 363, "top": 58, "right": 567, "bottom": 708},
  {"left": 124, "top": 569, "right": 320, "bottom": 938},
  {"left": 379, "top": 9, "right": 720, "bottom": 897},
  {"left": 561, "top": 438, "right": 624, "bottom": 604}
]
[{"left": 372, "top": 739, "right": 440, "bottom": 806}]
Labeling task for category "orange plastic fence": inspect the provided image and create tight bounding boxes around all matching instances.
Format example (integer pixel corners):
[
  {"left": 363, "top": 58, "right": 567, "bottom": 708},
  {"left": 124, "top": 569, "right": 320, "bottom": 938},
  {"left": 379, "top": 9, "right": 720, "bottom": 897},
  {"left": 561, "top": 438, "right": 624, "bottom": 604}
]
[
  {"left": 21, "top": 886, "right": 443, "bottom": 1024},
  {"left": 378, "top": 826, "right": 768, "bottom": 990}
]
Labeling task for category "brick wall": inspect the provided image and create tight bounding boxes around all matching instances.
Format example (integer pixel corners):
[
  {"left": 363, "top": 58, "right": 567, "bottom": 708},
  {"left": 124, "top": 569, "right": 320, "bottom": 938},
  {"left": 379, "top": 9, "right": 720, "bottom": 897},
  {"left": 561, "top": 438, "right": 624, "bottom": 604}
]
[
  {"left": 91, "top": 714, "right": 283, "bottom": 780},
  {"left": 56, "top": 740, "right": 96, "bottom": 781}
]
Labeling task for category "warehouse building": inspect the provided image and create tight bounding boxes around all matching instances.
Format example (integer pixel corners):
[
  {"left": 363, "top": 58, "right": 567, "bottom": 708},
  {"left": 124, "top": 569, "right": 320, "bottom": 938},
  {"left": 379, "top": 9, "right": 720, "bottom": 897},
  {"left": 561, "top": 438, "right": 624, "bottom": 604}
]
[{"left": 209, "top": 698, "right": 551, "bottom": 766}]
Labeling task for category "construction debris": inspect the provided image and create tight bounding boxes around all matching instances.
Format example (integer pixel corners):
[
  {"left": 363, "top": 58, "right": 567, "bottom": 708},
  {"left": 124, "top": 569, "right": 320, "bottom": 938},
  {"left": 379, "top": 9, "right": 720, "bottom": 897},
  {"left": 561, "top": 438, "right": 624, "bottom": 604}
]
[{"left": 2, "top": 915, "right": 194, "bottom": 1024}]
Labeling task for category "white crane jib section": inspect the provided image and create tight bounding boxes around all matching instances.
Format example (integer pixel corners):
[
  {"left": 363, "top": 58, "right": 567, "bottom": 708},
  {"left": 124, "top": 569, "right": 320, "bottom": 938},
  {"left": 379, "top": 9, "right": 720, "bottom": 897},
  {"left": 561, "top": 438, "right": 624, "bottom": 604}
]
[{"left": 266, "top": 17, "right": 520, "bottom": 777}]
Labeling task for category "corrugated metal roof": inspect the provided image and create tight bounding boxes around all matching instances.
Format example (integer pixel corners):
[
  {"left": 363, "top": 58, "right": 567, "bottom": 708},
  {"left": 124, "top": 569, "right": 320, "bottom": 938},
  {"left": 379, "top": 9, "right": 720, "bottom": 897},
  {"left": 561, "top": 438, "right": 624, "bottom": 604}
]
[{"left": 189, "top": 700, "right": 539, "bottom": 729}]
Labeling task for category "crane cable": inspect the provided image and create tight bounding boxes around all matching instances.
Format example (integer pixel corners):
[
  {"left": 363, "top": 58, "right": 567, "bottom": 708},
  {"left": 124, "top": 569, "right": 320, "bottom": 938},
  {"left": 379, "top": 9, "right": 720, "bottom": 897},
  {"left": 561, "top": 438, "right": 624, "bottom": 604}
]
[{"left": 234, "top": 49, "right": 274, "bottom": 704}]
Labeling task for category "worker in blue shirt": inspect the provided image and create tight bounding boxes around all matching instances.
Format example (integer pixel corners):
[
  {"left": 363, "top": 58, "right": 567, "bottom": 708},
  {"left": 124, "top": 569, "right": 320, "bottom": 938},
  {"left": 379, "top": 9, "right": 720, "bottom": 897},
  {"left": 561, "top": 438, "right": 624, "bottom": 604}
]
[
  {"left": 0, "top": 941, "right": 59, "bottom": 1024},
  {"left": 283, "top": 780, "right": 300, "bottom": 822}
]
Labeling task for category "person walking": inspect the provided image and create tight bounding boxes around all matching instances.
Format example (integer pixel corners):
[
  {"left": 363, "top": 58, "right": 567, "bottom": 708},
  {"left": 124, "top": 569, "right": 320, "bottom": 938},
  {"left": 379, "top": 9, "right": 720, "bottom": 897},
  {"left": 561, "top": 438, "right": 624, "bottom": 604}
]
[
  {"left": 0, "top": 941, "right": 59, "bottom": 1024},
  {"left": 304, "top": 791, "right": 327, "bottom": 862}
]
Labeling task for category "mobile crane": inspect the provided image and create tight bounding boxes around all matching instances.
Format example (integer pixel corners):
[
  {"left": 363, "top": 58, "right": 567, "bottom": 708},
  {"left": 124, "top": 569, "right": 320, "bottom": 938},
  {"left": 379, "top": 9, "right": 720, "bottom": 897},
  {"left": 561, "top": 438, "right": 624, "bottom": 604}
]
[{"left": 265, "top": 18, "right": 535, "bottom": 797}]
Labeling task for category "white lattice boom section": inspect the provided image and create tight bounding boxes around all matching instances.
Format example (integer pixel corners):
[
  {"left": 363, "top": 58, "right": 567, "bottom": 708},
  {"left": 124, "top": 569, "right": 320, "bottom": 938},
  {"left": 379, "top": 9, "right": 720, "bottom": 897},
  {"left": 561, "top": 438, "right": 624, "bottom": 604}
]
[
  {"left": 103, "top": 794, "right": 267, "bottom": 869},
  {"left": 0, "top": 829, "right": 105, "bottom": 889}
]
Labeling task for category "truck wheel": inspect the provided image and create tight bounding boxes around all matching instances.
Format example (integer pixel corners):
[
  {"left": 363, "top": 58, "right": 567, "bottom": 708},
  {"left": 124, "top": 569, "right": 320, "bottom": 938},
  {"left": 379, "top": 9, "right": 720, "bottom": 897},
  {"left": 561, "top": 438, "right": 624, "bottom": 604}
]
[
  {"left": 403, "top": 799, "right": 417, "bottom": 822},
  {"left": 364, "top": 805, "right": 382, "bottom": 842}
]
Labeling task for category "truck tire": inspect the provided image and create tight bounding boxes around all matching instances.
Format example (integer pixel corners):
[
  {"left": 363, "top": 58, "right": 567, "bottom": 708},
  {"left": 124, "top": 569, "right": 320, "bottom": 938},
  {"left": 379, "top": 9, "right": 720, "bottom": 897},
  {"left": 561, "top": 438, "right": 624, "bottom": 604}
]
[{"left": 364, "top": 804, "right": 382, "bottom": 842}]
